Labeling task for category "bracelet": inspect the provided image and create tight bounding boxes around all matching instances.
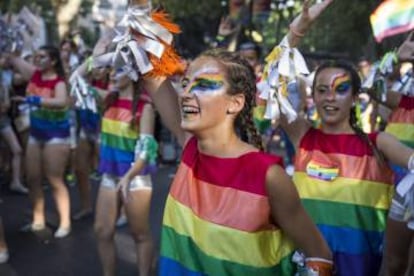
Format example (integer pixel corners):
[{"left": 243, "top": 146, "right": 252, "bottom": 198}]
[
  {"left": 25, "top": 95, "right": 42, "bottom": 106},
  {"left": 216, "top": 35, "right": 226, "bottom": 42},
  {"left": 305, "top": 257, "right": 334, "bottom": 276},
  {"left": 289, "top": 24, "right": 305, "bottom": 37},
  {"left": 86, "top": 56, "right": 94, "bottom": 73}
]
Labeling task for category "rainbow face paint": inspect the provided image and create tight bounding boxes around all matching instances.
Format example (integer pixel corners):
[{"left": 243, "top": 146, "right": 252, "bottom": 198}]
[
  {"left": 181, "top": 73, "right": 225, "bottom": 96},
  {"left": 330, "top": 73, "right": 351, "bottom": 96}
]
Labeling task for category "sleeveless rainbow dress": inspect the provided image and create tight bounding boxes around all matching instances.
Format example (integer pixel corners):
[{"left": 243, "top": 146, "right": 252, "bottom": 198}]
[
  {"left": 293, "top": 128, "right": 394, "bottom": 276},
  {"left": 26, "top": 70, "right": 69, "bottom": 141},
  {"left": 98, "top": 97, "right": 147, "bottom": 177},
  {"left": 160, "top": 137, "right": 297, "bottom": 275},
  {"left": 385, "top": 95, "right": 414, "bottom": 182}
]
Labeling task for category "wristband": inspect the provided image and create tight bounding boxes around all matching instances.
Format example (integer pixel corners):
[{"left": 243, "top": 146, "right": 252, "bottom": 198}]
[
  {"left": 86, "top": 56, "right": 94, "bottom": 73},
  {"left": 289, "top": 24, "right": 305, "bottom": 37},
  {"left": 25, "top": 95, "right": 42, "bottom": 106},
  {"left": 306, "top": 257, "right": 334, "bottom": 276},
  {"left": 216, "top": 35, "right": 226, "bottom": 42}
]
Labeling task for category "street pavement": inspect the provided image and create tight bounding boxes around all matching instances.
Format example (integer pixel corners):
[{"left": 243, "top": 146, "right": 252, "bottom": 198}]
[{"left": 0, "top": 164, "right": 177, "bottom": 276}]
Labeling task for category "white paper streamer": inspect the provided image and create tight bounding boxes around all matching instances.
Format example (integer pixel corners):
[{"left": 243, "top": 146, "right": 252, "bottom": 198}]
[
  {"left": 260, "top": 36, "right": 309, "bottom": 123},
  {"left": 69, "top": 71, "right": 98, "bottom": 113},
  {"left": 105, "top": 3, "right": 174, "bottom": 81}
]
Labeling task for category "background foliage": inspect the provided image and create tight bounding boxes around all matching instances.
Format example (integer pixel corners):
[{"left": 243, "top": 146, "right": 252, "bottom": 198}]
[{"left": 1, "top": 0, "right": 409, "bottom": 64}]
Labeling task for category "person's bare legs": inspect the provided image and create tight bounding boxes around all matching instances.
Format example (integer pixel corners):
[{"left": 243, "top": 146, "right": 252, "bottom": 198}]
[
  {"left": 0, "top": 126, "right": 26, "bottom": 192},
  {"left": 43, "top": 143, "right": 71, "bottom": 232},
  {"left": 125, "top": 188, "right": 154, "bottom": 276},
  {"left": 73, "top": 139, "right": 93, "bottom": 219},
  {"left": 384, "top": 218, "right": 414, "bottom": 275},
  {"left": 0, "top": 217, "right": 8, "bottom": 263},
  {"left": 25, "top": 142, "right": 45, "bottom": 227},
  {"left": 0, "top": 218, "right": 7, "bottom": 251},
  {"left": 94, "top": 185, "right": 119, "bottom": 276}
]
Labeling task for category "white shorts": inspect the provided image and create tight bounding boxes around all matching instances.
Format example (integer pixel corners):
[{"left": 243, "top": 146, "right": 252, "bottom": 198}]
[
  {"left": 28, "top": 135, "right": 71, "bottom": 146},
  {"left": 100, "top": 173, "right": 152, "bottom": 191}
]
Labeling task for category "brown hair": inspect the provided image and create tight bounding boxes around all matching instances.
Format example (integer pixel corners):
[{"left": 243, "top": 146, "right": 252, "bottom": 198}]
[
  {"left": 313, "top": 60, "right": 385, "bottom": 165},
  {"left": 199, "top": 48, "right": 264, "bottom": 151}
]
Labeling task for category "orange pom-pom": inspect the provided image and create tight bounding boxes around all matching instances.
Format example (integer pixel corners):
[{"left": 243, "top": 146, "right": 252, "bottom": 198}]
[
  {"left": 151, "top": 11, "right": 181, "bottom": 34},
  {"left": 146, "top": 42, "right": 185, "bottom": 77}
]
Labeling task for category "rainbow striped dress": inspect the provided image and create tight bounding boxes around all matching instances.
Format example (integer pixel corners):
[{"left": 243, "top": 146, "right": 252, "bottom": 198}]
[
  {"left": 26, "top": 70, "right": 69, "bottom": 141},
  {"left": 98, "top": 97, "right": 146, "bottom": 177},
  {"left": 160, "top": 137, "right": 296, "bottom": 275},
  {"left": 385, "top": 95, "right": 414, "bottom": 149},
  {"left": 385, "top": 95, "right": 414, "bottom": 182},
  {"left": 293, "top": 128, "right": 394, "bottom": 276}
]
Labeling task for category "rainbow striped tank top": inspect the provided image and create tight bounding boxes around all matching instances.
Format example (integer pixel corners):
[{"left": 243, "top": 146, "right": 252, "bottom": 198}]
[
  {"left": 160, "top": 137, "right": 296, "bottom": 275},
  {"left": 385, "top": 95, "right": 414, "bottom": 149},
  {"left": 98, "top": 97, "right": 146, "bottom": 177},
  {"left": 293, "top": 128, "right": 394, "bottom": 276},
  {"left": 26, "top": 70, "right": 69, "bottom": 141}
]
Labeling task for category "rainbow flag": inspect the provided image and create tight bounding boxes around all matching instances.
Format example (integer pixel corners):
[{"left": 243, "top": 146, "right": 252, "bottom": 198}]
[
  {"left": 159, "top": 137, "right": 297, "bottom": 275},
  {"left": 370, "top": 0, "right": 414, "bottom": 42},
  {"left": 293, "top": 128, "right": 394, "bottom": 276}
]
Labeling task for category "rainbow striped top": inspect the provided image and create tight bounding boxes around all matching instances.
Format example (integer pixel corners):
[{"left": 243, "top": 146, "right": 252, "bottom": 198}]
[
  {"left": 26, "top": 70, "right": 69, "bottom": 141},
  {"left": 385, "top": 95, "right": 414, "bottom": 149},
  {"left": 293, "top": 128, "right": 394, "bottom": 276},
  {"left": 160, "top": 137, "right": 297, "bottom": 275},
  {"left": 98, "top": 96, "right": 147, "bottom": 177}
]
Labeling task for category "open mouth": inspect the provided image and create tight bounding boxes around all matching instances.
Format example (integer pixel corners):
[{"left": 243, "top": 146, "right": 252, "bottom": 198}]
[
  {"left": 323, "top": 105, "right": 339, "bottom": 112},
  {"left": 181, "top": 105, "right": 200, "bottom": 116}
]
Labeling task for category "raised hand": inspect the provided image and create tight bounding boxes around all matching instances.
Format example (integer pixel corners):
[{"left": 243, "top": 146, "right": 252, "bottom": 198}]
[
  {"left": 288, "top": 0, "right": 334, "bottom": 47},
  {"left": 117, "top": 175, "right": 131, "bottom": 202},
  {"left": 301, "top": 0, "right": 334, "bottom": 25},
  {"left": 218, "top": 16, "right": 238, "bottom": 37},
  {"left": 92, "top": 30, "right": 116, "bottom": 57},
  {"left": 398, "top": 32, "right": 414, "bottom": 62}
]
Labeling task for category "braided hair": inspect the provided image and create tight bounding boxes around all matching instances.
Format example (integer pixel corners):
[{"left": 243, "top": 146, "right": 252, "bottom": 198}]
[
  {"left": 199, "top": 49, "right": 264, "bottom": 151},
  {"left": 313, "top": 60, "right": 385, "bottom": 165}
]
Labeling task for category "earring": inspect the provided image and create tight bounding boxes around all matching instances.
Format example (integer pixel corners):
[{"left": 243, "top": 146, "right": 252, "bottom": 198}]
[{"left": 226, "top": 110, "right": 234, "bottom": 114}]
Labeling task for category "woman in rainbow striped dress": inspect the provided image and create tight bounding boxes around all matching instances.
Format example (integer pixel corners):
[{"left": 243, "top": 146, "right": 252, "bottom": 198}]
[
  {"left": 370, "top": 33, "right": 414, "bottom": 276},
  {"left": 8, "top": 46, "right": 72, "bottom": 238},
  {"left": 93, "top": 66, "right": 157, "bottom": 276},
  {"left": 141, "top": 1, "right": 335, "bottom": 275},
  {"left": 279, "top": 59, "right": 414, "bottom": 276},
  {"left": 154, "top": 51, "right": 334, "bottom": 275}
]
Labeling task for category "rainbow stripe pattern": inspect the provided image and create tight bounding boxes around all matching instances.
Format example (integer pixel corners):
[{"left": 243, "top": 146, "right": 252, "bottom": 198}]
[
  {"left": 385, "top": 95, "right": 414, "bottom": 182},
  {"left": 370, "top": 0, "right": 414, "bottom": 43},
  {"left": 160, "top": 137, "right": 297, "bottom": 275},
  {"left": 99, "top": 98, "right": 145, "bottom": 177},
  {"left": 293, "top": 128, "right": 394, "bottom": 276},
  {"left": 26, "top": 71, "right": 70, "bottom": 140},
  {"left": 385, "top": 95, "right": 414, "bottom": 149}
]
